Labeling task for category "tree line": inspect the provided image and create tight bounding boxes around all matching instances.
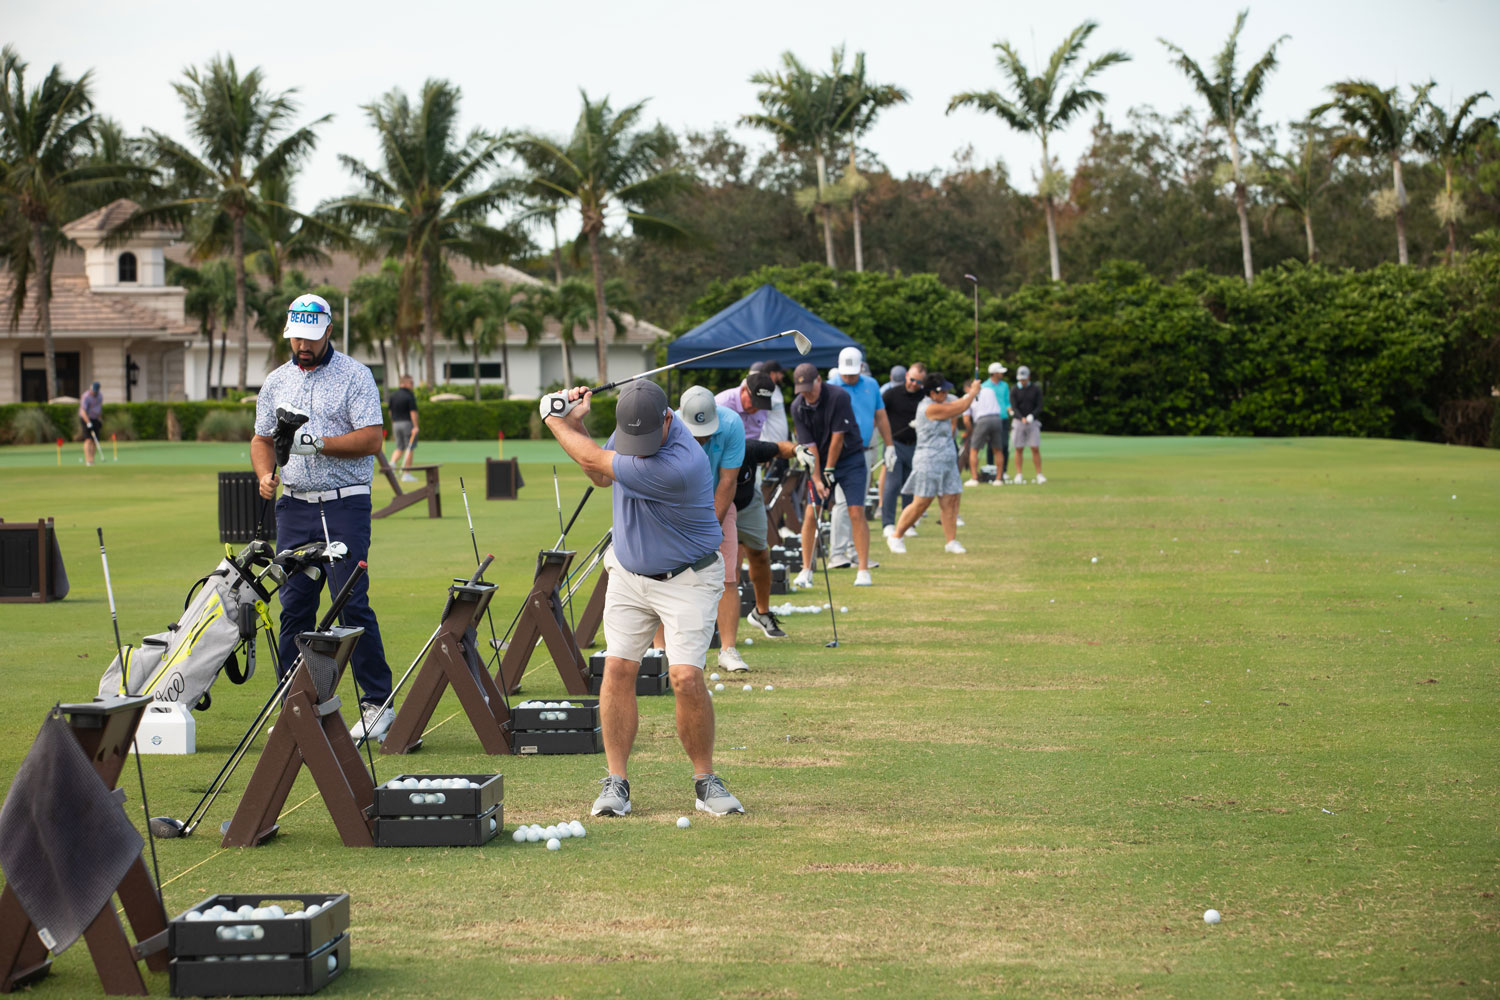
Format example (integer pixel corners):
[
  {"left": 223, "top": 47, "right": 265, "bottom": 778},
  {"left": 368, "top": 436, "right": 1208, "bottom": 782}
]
[{"left": 3, "top": 11, "right": 1497, "bottom": 402}]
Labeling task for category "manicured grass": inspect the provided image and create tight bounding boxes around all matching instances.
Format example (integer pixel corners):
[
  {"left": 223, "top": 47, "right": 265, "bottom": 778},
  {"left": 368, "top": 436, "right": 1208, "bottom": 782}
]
[{"left": 1, "top": 435, "right": 1496, "bottom": 998}]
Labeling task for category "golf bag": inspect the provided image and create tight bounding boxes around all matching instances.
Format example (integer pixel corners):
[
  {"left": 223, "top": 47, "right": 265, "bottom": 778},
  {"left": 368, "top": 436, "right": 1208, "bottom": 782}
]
[{"left": 97, "top": 546, "right": 275, "bottom": 712}]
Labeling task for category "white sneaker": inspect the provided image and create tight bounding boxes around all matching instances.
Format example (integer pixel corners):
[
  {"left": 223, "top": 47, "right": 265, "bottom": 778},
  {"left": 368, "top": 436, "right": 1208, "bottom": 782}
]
[
  {"left": 717, "top": 646, "right": 749, "bottom": 672},
  {"left": 882, "top": 524, "right": 897, "bottom": 539},
  {"left": 944, "top": 540, "right": 967, "bottom": 554},
  {"left": 992, "top": 478, "right": 1005, "bottom": 486},
  {"left": 793, "top": 568, "right": 814, "bottom": 589},
  {"left": 886, "top": 535, "right": 907, "bottom": 554},
  {"left": 400, "top": 473, "right": 418, "bottom": 483},
  {"left": 1034, "top": 474, "right": 1047, "bottom": 484},
  {"left": 956, "top": 517, "right": 965, "bottom": 527},
  {"left": 350, "top": 702, "right": 394, "bottom": 744},
  {"left": 853, "top": 569, "right": 872, "bottom": 586},
  {"left": 904, "top": 527, "right": 918, "bottom": 537},
  {"left": 964, "top": 478, "right": 979, "bottom": 487},
  {"left": 1011, "top": 476, "right": 1024, "bottom": 485}
]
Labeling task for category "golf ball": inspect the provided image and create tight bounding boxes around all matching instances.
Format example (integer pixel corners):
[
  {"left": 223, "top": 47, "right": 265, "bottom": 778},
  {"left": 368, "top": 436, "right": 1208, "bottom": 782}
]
[
  {"left": 677, "top": 816, "right": 691, "bottom": 829},
  {"left": 490, "top": 818, "right": 497, "bottom": 832},
  {"left": 546, "top": 838, "right": 561, "bottom": 851},
  {"left": 569, "top": 821, "right": 586, "bottom": 837},
  {"left": 743, "top": 684, "right": 753, "bottom": 692},
  {"left": 744, "top": 638, "right": 753, "bottom": 646},
  {"left": 327, "top": 954, "right": 338, "bottom": 973},
  {"left": 1203, "top": 909, "right": 1221, "bottom": 924},
  {"left": 512, "top": 828, "right": 526, "bottom": 843},
  {"left": 555, "top": 825, "right": 572, "bottom": 839},
  {"left": 544, "top": 826, "right": 559, "bottom": 839},
  {"left": 525, "top": 828, "right": 541, "bottom": 843},
  {"left": 184, "top": 910, "right": 203, "bottom": 921},
  {"left": 840, "top": 606, "right": 848, "bottom": 613},
  {"left": 1091, "top": 557, "right": 1098, "bottom": 564},
  {"left": 710, "top": 673, "right": 721, "bottom": 681},
  {"left": 764, "top": 685, "right": 774, "bottom": 691},
  {"left": 714, "top": 683, "right": 725, "bottom": 692}
]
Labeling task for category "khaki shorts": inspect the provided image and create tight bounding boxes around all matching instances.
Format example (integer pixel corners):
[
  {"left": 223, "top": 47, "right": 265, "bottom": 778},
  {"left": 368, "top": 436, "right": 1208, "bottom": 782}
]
[
  {"left": 718, "top": 505, "right": 738, "bottom": 584},
  {"left": 1012, "top": 417, "right": 1041, "bottom": 449},
  {"left": 736, "top": 493, "right": 768, "bottom": 551},
  {"left": 601, "top": 548, "right": 723, "bottom": 669}
]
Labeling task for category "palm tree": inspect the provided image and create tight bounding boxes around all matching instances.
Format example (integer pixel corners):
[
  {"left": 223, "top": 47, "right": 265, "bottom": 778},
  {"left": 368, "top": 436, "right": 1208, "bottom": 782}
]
[
  {"left": 0, "top": 46, "right": 131, "bottom": 398},
  {"left": 441, "top": 280, "right": 543, "bottom": 400},
  {"left": 246, "top": 174, "right": 341, "bottom": 285},
  {"left": 948, "top": 22, "right": 1130, "bottom": 281},
  {"left": 172, "top": 257, "right": 236, "bottom": 397},
  {"left": 1259, "top": 131, "right": 1333, "bottom": 261},
  {"left": 742, "top": 51, "right": 848, "bottom": 268},
  {"left": 349, "top": 258, "right": 408, "bottom": 379},
  {"left": 1415, "top": 91, "right": 1497, "bottom": 263},
  {"left": 477, "top": 281, "right": 543, "bottom": 398},
  {"left": 1315, "top": 80, "right": 1432, "bottom": 265},
  {"left": 834, "top": 52, "right": 909, "bottom": 272},
  {"left": 1160, "top": 11, "right": 1288, "bottom": 283},
  {"left": 328, "top": 79, "right": 526, "bottom": 386},
  {"left": 130, "top": 56, "right": 328, "bottom": 391},
  {"left": 546, "top": 275, "right": 636, "bottom": 388},
  {"left": 511, "top": 92, "right": 690, "bottom": 384}
]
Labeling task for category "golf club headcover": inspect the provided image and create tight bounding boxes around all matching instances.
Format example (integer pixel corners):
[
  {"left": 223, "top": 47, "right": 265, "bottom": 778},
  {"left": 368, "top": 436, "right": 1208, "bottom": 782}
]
[
  {"left": 289, "top": 429, "right": 324, "bottom": 456},
  {"left": 273, "top": 404, "right": 311, "bottom": 467},
  {"left": 540, "top": 392, "right": 576, "bottom": 420}
]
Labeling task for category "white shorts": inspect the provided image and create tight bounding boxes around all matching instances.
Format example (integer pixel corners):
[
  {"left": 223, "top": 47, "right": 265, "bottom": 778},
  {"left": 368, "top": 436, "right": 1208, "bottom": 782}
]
[{"left": 601, "top": 548, "right": 723, "bottom": 670}]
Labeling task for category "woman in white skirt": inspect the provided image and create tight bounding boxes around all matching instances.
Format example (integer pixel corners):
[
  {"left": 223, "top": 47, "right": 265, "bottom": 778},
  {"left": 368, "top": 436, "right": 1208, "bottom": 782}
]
[{"left": 886, "top": 373, "right": 982, "bottom": 555}]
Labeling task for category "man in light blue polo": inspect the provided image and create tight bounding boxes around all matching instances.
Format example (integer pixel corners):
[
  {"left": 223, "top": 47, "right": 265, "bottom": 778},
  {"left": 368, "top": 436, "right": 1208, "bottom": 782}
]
[
  {"left": 829, "top": 347, "right": 895, "bottom": 571},
  {"left": 544, "top": 379, "right": 745, "bottom": 819}
]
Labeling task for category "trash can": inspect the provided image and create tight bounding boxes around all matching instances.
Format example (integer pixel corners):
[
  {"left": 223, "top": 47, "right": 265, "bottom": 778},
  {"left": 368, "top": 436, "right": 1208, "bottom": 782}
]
[{"left": 218, "top": 472, "right": 276, "bottom": 543}]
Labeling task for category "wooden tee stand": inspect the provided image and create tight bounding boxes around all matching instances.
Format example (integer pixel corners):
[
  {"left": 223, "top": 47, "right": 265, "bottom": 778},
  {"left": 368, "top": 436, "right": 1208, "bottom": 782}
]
[
  {"left": 383, "top": 581, "right": 512, "bottom": 755},
  {"left": 220, "top": 627, "right": 376, "bottom": 848},
  {"left": 573, "top": 566, "right": 609, "bottom": 650},
  {"left": 0, "top": 696, "right": 169, "bottom": 996},
  {"left": 498, "top": 550, "right": 590, "bottom": 696},
  {"left": 375, "top": 449, "right": 441, "bottom": 520}
]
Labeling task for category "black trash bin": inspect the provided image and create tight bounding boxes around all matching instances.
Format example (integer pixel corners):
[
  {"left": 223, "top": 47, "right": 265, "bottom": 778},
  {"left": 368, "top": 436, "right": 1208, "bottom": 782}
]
[{"left": 218, "top": 471, "right": 276, "bottom": 543}]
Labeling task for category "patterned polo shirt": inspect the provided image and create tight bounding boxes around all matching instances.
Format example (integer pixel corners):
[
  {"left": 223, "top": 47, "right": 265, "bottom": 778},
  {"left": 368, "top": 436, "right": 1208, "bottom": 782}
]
[{"left": 254, "top": 348, "right": 383, "bottom": 491}]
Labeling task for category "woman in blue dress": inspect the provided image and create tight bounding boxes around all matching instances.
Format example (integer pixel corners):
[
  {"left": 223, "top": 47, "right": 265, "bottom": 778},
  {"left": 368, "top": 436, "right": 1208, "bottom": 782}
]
[{"left": 886, "top": 373, "right": 981, "bottom": 555}]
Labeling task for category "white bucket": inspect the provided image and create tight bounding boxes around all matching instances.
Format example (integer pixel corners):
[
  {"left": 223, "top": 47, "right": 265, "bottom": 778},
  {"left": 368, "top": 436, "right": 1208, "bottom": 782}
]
[{"left": 135, "top": 702, "right": 196, "bottom": 754}]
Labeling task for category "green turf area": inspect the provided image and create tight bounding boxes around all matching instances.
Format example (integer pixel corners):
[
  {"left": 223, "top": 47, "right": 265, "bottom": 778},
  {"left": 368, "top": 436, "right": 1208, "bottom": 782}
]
[{"left": 1, "top": 435, "right": 1495, "bottom": 998}]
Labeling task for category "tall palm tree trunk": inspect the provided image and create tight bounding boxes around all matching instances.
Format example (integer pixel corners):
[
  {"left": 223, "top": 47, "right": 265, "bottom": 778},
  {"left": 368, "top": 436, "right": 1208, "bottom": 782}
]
[
  {"left": 218, "top": 325, "right": 228, "bottom": 393},
  {"left": 851, "top": 197, "right": 864, "bottom": 272},
  {"left": 1444, "top": 164, "right": 1457, "bottom": 265},
  {"left": 1392, "top": 154, "right": 1409, "bottom": 265},
  {"left": 204, "top": 326, "right": 215, "bottom": 398},
  {"left": 232, "top": 216, "right": 249, "bottom": 391},
  {"left": 1042, "top": 195, "right": 1061, "bottom": 282},
  {"left": 550, "top": 217, "right": 565, "bottom": 285},
  {"left": 500, "top": 336, "right": 511, "bottom": 399},
  {"left": 561, "top": 339, "right": 574, "bottom": 389},
  {"left": 1303, "top": 211, "right": 1317, "bottom": 262},
  {"left": 1228, "top": 131, "right": 1255, "bottom": 283},
  {"left": 814, "top": 149, "right": 836, "bottom": 268},
  {"left": 421, "top": 253, "right": 437, "bottom": 385},
  {"left": 30, "top": 228, "right": 59, "bottom": 400},
  {"left": 472, "top": 323, "right": 482, "bottom": 402},
  {"left": 586, "top": 227, "right": 609, "bottom": 384}
]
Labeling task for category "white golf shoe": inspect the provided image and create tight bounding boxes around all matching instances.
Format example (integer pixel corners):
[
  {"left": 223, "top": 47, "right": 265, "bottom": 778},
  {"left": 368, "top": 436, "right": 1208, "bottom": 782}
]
[
  {"left": 853, "top": 569, "right": 873, "bottom": 586},
  {"left": 886, "top": 534, "right": 907, "bottom": 554},
  {"left": 963, "top": 478, "right": 979, "bottom": 487},
  {"left": 1034, "top": 474, "right": 1047, "bottom": 484},
  {"left": 944, "top": 540, "right": 967, "bottom": 554},
  {"left": 717, "top": 646, "right": 749, "bottom": 672},
  {"left": 792, "top": 568, "right": 815, "bottom": 589}
]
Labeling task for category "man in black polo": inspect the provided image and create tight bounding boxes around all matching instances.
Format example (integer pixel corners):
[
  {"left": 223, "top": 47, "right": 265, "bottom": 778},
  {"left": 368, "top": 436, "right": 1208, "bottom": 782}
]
[
  {"left": 880, "top": 361, "right": 926, "bottom": 539},
  {"left": 790, "top": 362, "right": 872, "bottom": 588}
]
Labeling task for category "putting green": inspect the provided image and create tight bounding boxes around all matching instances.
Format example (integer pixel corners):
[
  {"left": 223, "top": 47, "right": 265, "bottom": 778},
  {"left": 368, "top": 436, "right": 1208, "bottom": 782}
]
[{"left": 0, "top": 434, "right": 1495, "bottom": 998}]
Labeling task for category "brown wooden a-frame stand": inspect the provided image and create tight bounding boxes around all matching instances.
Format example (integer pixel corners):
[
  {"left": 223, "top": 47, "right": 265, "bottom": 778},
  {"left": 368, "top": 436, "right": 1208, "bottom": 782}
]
[
  {"left": 0, "top": 696, "right": 169, "bottom": 996},
  {"left": 220, "top": 626, "right": 376, "bottom": 848},
  {"left": 383, "top": 580, "right": 512, "bottom": 755},
  {"left": 573, "top": 566, "right": 609, "bottom": 650},
  {"left": 497, "top": 549, "right": 589, "bottom": 696}
]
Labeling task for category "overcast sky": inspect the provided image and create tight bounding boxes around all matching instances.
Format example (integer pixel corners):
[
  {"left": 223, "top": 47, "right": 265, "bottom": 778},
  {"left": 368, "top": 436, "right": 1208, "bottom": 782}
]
[{"left": 8, "top": 0, "right": 1498, "bottom": 223}]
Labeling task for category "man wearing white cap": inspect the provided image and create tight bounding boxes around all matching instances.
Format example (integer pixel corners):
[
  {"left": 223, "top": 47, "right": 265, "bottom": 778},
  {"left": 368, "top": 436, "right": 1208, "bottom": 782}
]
[
  {"left": 965, "top": 362, "right": 1010, "bottom": 485},
  {"left": 251, "top": 294, "right": 397, "bottom": 744},
  {"left": 1010, "top": 365, "right": 1045, "bottom": 484},
  {"left": 828, "top": 346, "right": 894, "bottom": 573}
]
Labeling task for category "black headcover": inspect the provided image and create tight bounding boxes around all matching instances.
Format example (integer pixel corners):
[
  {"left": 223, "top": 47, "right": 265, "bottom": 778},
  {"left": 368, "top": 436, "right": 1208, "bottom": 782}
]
[{"left": 273, "top": 405, "right": 310, "bottom": 468}]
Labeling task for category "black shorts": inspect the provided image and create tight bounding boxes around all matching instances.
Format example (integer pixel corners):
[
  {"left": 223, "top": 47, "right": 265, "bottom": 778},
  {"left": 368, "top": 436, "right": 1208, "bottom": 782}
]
[{"left": 81, "top": 417, "right": 102, "bottom": 439}]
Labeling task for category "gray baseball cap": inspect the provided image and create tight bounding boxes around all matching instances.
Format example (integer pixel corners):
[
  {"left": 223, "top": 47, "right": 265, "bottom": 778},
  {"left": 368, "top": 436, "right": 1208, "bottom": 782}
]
[
  {"left": 614, "top": 380, "right": 671, "bottom": 457},
  {"left": 1017, "top": 365, "right": 1031, "bottom": 379},
  {"left": 678, "top": 385, "right": 719, "bottom": 437}
]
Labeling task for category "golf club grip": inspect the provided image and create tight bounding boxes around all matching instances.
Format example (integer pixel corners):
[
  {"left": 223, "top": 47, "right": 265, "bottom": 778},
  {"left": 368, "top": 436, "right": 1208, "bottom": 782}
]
[
  {"left": 468, "top": 553, "right": 494, "bottom": 585},
  {"left": 561, "top": 486, "right": 594, "bottom": 538},
  {"left": 319, "top": 560, "right": 367, "bottom": 630}
]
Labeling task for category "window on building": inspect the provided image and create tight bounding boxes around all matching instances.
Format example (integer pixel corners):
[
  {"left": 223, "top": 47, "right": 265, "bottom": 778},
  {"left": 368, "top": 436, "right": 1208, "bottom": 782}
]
[
  {"left": 21, "top": 351, "right": 80, "bottom": 402},
  {"left": 117, "top": 252, "right": 137, "bottom": 283},
  {"left": 445, "top": 362, "right": 504, "bottom": 380}
]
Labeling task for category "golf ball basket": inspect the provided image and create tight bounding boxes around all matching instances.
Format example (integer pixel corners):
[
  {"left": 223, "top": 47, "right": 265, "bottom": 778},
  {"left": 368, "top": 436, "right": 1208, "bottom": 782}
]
[
  {"left": 496, "top": 549, "right": 590, "bottom": 697},
  {"left": 370, "top": 774, "right": 504, "bottom": 848},
  {"left": 168, "top": 893, "right": 349, "bottom": 997},
  {"left": 586, "top": 650, "right": 670, "bottom": 697},
  {"left": 381, "top": 577, "right": 513, "bottom": 756},
  {"left": 511, "top": 700, "right": 603, "bottom": 754}
]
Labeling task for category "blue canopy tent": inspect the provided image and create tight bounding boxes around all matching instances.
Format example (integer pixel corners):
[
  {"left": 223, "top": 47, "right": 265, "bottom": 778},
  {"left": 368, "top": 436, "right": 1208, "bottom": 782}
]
[{"left": 666, "top": 285, "right": 863, "bottom": 372}]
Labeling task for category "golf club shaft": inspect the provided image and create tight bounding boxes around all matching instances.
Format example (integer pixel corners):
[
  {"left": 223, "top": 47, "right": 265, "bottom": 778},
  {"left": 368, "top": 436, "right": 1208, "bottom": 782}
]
[
  {"left": 318, "top": 560, "right": 367, "bottom": 631},
  {"left": 552, "top": 486, "right": 595, "bottom": 551},
  {"left": 817, "top": 495, "right": 840, "bottom": 645},
  {"left": 460, "top": 477, "right": 505, "bottom": 666},
  {"left": 182, "top": 666, "right": 300, "bottom": 831},
  {"left": 589, "top": 330, "right": 801, "bottom": 394}
]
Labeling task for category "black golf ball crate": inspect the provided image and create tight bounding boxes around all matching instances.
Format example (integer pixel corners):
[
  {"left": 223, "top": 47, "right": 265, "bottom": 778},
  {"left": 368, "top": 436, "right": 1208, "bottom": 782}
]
[
  {"left": 511, "top": 699, "right": 604, "bottom": 755},
  {"left": 169, "top": 892, "right": 350, "bottom": 997},
  {"left": 370, "top": 773, "right": 504, "bottom": 848},
  {"left": 770, "top": 544, "right": 801, "bottom": 579},
  {"left": 587, "top": 649, "right": 671, "bottom": 696},
  {"left": 738, "top": 576, "right": 755, "bottom": 616}
]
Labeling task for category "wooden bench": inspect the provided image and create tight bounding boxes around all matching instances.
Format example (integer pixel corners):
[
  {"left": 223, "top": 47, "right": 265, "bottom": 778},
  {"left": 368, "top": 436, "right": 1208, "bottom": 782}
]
[{"left": 375, "top": 449, "right": 441, "bottom": 519}]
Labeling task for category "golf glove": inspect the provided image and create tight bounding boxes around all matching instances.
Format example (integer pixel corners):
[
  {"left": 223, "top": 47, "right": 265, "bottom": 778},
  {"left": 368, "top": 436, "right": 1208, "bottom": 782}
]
[
  {"left": 289, "top": 430, "right": 324, "bottom": 456},
  {"left": 821, "top": 466, "right": 836, "bottom": 492},
  {"left": 540, "top": 392, "right": 576, "bottom": 420},
  {"left": 883, "top": 445, "right": 896, "bottom": 470},
  {"left": 793, "top": 444, "right": 817, "bottom": 471},
  {"left": 1025, "top": 414, "right": 1034, "bottom": 424}
]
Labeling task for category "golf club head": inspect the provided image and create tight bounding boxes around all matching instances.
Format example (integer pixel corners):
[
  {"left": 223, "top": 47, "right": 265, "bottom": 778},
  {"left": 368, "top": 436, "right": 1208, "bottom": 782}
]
[
  {"left": 825, "top": 640, "right": 840, "bottom": 648},
  {"left": 788, "top": 329, "right": 812, "bottom": 355},
  {"left": 149, "top": 816, "right": 187, "bottom": 839}
]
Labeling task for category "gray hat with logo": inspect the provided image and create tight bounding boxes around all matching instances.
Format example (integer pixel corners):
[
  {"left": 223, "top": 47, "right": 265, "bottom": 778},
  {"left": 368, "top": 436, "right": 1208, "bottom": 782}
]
[
  {"left": 614, "top": 380, "right": 671, "bottom": 457},
  {"left": 678, "top": 385, "right": 720, "bottom": 437}
]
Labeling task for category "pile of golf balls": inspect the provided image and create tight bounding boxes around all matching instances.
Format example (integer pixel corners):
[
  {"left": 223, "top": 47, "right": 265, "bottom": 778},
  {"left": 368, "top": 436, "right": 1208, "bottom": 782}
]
[
  {"left": 515, "top": 700, "right": 578, "bottom": 722},
  {"left": 767, "top": 602, "right": 834, "bottom": 616},
  {"left": 186, "top": 901, "right": 337, "bottom": 961},
  {"left": 511, "top": 820, "right": 586, "bottom": 846},
  {"left": 385, "top": 776, "right": 481, "bottom": 816}
]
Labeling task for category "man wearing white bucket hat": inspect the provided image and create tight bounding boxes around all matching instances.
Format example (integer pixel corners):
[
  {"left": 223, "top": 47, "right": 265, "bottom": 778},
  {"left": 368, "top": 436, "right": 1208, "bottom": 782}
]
[{"left": 251, "top": 293, "right": 397, "bottom": 743}]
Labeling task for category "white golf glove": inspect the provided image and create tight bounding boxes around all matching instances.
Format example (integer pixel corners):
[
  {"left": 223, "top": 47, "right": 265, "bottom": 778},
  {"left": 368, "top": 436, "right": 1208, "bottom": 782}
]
[
  {"left": 793, "top": 444, "right": 817, "bottom": 471},
  {"left": 883, "top": 445, "right": 896, "bottom": 470},
  {"left": 289, "top": 430, "right": 324, "bottom": 456},
  {"left": 540, "top": 392, "right": 576, "bottom": 420},
  {"left": 1025, "top": 414, "right": 1034, "bottom": 424}
]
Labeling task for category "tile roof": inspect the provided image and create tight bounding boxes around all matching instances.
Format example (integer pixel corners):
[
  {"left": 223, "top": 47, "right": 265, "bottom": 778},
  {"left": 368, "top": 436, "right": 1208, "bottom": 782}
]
[{"left": 0, "top": 274, "right": 195, "bottom": 336}]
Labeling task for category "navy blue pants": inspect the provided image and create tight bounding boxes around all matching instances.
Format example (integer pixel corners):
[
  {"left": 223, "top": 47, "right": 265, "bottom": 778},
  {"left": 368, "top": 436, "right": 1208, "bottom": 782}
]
[
  {"left": 880, "top": 440, "right": 916, "bottom": 528},
  {"left": 274, "top": 493, "right": 391, "bottom": 705}
]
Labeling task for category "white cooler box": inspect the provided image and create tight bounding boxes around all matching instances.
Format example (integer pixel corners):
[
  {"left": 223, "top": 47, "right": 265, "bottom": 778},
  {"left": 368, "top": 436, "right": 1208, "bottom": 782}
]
[{"left": 135, "top": 701, "right": 196, "bottom": 754}]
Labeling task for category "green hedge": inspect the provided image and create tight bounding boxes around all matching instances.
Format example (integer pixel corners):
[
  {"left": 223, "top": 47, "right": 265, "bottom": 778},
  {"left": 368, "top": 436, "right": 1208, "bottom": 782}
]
[
  {"left": 2, "top": 395, "right": 622, "bottom": 444},
  {"left": 683, "top": 254, "right": 1500, "bottom": 444}
]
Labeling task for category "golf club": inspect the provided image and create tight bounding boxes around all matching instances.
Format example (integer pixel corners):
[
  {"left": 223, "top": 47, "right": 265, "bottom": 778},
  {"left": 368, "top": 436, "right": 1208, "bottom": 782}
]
[
  {"left": 460, "top": 476, "right": 505, "bottom": 667},
  {"left": 553, "top": 468, "right": 576, "bottom": 633},
  {"left": 813, "top": 490, "right": 840, "bottom": 648},
  {"left": 542, "top": 329, "right": 811, "bottom": 418},
  {"left": 318, "top": 500, "right": 380, "bottom": 776},
  {"left": 87, "top": 427, "right": 108, "bottom": 464},
  {"left": 964, "top": 274, "right": 980, "bottom": 382},
  {"left": 149, "top": 557, "right": 367, "bottom": 838},
  {"left": 97, "top": 528, "right": 164, "bottom": 898}
]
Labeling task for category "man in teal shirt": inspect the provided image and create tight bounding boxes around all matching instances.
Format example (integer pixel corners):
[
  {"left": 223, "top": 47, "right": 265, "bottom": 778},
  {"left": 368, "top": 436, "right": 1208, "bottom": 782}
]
[{"left": 964, "top": 362, "right": 1010, "bottom": 485}]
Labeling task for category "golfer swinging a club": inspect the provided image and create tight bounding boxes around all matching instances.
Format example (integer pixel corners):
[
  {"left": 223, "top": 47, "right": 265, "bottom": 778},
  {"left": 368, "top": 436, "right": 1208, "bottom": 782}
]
[{"left": 544, "top": 380, "right": 746, "bottom": 818}]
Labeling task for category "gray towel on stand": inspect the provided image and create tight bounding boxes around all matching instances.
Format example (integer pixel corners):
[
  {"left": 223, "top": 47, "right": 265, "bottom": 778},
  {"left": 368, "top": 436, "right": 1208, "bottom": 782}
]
[{"left": 0, "top": 712, "right": 143, "bottom": 954}]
